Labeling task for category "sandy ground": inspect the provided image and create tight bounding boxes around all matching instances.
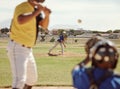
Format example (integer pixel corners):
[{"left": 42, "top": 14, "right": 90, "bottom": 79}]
[{"left": 0, "top": 86, "right": 74, "bottom": 89}]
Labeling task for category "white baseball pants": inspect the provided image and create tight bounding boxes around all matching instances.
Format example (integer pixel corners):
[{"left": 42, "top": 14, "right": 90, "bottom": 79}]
[{"left": 7, "top": 40, "right": 38, "bottom": 89}]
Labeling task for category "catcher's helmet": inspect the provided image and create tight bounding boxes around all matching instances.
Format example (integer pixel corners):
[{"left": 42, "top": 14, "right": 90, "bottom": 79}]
[{"left": 89, "top": 40, "right": 119, "bottom": 69}]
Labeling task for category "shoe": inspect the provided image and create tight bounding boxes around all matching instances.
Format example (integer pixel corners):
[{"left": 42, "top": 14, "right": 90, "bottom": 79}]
[
  {"left": 23, "top": 84, "right": 32, "bottom": 89},
  {"left": 48, "top": 53, "right": 51, "bottom": 55},
  {"left": 48, "top": 53, "right": 58, "bottom": 56}
]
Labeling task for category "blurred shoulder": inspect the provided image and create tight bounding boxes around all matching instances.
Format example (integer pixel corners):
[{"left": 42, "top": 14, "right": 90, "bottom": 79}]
[
  {"left": 16, "top": 1, "right": 28, "bottom": 7},
  {"left": 72, "top": 65, "right": 86, "bottom": 76}
]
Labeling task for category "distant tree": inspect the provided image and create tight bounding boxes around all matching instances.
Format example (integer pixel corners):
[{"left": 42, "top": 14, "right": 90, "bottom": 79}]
[
  {"left": 58, "top": 29, "right": 64, "bottom": 35},
  {"left": 92, "top": 31, "right": 99, "bottom": 33},
  {"left": 0, "top": 27, "right": 9, "bottom": 34},
  {"left": 69, "top": 29, "right": 74, "bottom": 36},
  {"left": 92, "top": 31, "right": 105, "bottom": 34},
  {"left": 113, "top": 29, "right": 120, "bottom": 33},
  {"left": 106, "top": 30, "right": 112, "bottom": 33}
]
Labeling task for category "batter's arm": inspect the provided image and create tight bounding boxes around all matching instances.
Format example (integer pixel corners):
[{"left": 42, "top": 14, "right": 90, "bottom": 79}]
[
  {"left": 18, "top": 1, "right": 44, "bottom": 24},
  {"left": 39, "top": 7, "right": 51, "bottom": 30}
]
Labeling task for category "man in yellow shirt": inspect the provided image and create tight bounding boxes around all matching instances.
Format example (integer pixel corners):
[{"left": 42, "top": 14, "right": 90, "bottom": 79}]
[{"left": 7, "top": 0, "right": 51, "bottom": 89}]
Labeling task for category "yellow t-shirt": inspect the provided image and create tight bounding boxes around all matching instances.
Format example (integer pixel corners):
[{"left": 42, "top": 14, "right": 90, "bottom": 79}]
[{"left": 10, "top": 2, "right": 36, "bottom": 47}]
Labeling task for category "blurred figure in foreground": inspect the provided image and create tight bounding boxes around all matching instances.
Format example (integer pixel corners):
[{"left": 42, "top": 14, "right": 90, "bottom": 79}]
[{"left": 72, "top": 37, "right": 120, "bottom": 89}]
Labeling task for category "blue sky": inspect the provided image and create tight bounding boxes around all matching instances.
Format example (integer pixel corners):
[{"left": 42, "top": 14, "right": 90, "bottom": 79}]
[{"left": 0, "top": 0, "right": 120, "bottom": 31}]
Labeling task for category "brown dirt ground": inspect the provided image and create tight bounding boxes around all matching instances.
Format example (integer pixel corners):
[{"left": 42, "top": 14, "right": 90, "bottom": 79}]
[{"left": 35, "top": 51, "right": 86, "bottom": 58}]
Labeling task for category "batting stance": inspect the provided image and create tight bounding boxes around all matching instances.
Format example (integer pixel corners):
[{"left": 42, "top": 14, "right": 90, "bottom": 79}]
[
  {"left": 7, "top": 0, "right": 51, "bottom": 89},
  {"left": 72, "top": 38, "right": 120, "bottom": 89}
]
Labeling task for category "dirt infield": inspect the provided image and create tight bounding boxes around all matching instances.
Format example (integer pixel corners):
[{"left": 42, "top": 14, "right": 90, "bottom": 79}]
[{"left": 0, "top": 86, "right": 74, "bottom": 89}]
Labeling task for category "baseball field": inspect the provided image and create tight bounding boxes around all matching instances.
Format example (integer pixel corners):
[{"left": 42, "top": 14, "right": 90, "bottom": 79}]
[{"left": 0, "top": 37, "right": 120, "bottom": 88}]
